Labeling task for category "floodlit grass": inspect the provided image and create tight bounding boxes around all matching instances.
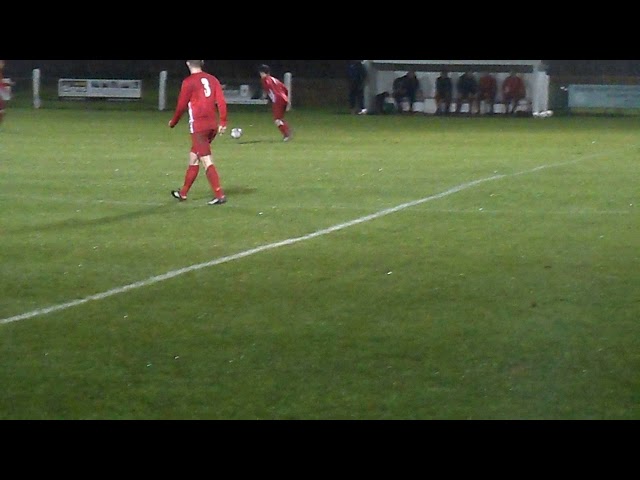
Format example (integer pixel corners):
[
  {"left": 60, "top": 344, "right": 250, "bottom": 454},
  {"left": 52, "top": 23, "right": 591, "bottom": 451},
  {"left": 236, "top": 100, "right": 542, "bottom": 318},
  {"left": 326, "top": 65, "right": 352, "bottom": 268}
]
[{"left": 1, "top": 104, "right": 639, "bottom": 419}]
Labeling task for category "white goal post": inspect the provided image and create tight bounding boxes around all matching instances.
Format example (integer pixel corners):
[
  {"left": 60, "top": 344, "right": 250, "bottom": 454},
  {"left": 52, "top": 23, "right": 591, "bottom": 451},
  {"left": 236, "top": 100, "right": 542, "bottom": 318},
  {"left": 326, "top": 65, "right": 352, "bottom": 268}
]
[
  {"left": 363, "top": 60, "right": 550, "bottom": 114},
  {"left": 32, "top": 68, "right": 41, "bottom": 108}
]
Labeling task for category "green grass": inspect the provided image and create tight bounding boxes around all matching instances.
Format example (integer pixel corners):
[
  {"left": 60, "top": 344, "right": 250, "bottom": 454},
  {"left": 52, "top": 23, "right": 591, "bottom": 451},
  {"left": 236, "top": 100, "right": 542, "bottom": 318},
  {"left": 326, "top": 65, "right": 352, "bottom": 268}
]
[{"left": 1, "top": 104, "right": 639, "bottom": 419}]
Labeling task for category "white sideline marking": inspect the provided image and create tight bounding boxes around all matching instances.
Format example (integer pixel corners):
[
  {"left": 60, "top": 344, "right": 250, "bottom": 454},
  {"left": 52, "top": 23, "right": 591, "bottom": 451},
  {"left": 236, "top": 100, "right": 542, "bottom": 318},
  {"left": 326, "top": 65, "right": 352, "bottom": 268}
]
[{"left": 0, "top": 155, "right": 606, "bottom": 325}]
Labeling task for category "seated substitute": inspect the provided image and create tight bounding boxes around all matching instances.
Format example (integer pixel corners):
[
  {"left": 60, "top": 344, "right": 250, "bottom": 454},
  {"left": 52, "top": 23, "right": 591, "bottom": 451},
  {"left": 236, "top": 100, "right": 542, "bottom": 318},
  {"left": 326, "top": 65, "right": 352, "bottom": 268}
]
[
  {"left": 435, "top": 70, "right": 453, "bottom": 115},
  {"left": 392, "top": 70, "right": 421, "bottom": 114},
  {"left": 455, "top": 71, "right": 478, "bottom": 114},
  {"left": 477, "top": 72, "right": 497, "bottom": 114},
  {"left": 502, "top": 71, "right": 527, "bottom": 114}
]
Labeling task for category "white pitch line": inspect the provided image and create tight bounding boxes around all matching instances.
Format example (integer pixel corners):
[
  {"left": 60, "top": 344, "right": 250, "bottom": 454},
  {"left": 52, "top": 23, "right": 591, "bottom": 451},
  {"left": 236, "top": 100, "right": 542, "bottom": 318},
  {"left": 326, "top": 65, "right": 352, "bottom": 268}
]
[{"left": 0, "top": 154, "right": 611, "bottom": 326}]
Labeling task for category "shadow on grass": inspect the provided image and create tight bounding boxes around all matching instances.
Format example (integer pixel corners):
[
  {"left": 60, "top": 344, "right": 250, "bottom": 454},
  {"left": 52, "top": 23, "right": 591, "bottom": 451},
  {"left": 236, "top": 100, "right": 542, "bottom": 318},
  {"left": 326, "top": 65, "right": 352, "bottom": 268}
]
[
  {"left": 168, "top": 184, "right": 258, "bottom": 206},
  {"left": 7, "top": 185, "right": 260, "bottom": 235},
  {"left": 224, "top": 185, "right": 258, "bottom": 195},
  {"left": 6, "top": 204, "right": 173, "bottom": 235},
  {"left": 232, "top": 139, "right": 280, "bottom": 145}
]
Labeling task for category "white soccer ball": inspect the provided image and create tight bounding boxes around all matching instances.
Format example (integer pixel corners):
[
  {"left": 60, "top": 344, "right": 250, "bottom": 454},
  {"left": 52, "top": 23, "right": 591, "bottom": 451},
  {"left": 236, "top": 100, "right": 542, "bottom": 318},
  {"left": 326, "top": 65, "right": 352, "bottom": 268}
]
[{"left": 230, "top": 127, "right": 243, "bottom": 139}]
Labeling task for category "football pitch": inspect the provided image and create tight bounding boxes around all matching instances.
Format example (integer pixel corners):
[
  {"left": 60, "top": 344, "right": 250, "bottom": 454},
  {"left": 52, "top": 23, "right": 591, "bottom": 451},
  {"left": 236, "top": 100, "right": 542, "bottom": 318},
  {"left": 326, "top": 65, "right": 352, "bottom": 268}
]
[{"left": 1, "top": 106, "right": 638, "bottom": 419}]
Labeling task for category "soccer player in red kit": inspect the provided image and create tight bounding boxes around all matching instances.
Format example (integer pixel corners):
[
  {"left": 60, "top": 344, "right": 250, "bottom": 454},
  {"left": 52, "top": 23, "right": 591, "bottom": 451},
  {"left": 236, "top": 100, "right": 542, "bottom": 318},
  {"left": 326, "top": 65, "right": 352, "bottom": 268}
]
[
  {"left": 478, "top": 72, "right": 497, "bottom": 114},
  {"left": 502, "top": 71, "right": 527, "bottom": 115},
  {"left": 0, "top": 60, "right": 15, "bottom": 127},
  {"left": 169, "top": 60, "right": 228, "bottom": 205},
  {"left": 258, "top": 64, "right": 291, "bottom": 142}
]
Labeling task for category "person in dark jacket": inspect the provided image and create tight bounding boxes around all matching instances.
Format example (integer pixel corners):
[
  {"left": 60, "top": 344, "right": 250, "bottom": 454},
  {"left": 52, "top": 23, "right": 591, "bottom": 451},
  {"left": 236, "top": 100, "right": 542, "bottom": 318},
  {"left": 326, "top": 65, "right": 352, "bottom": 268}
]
[
  {"left": 392, "top": 70, "right": 420, "bottom": 114},
  {"left": 455, "top": 71, "right": 479, "bottom": 114},
  {"left": 435, "top": 70, "right": 453, "bottom": 115},
  {"left": 347, "top": 60, "right": 367, "bottom": 114}
]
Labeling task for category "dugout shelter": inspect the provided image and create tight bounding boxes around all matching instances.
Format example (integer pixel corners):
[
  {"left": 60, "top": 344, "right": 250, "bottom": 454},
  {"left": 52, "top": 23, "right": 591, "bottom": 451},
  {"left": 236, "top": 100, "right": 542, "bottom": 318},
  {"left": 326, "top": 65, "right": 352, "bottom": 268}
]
[{"left": 363, "top": 60, "right": 550, "bottom": 114}]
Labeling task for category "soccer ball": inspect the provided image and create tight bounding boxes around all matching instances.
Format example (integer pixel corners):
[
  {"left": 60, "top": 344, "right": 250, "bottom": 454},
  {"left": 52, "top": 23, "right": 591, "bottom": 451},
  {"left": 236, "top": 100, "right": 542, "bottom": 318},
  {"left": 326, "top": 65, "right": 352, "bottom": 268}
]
[{"left": 230, "top": 127, "right": 243, "bottom": 139}]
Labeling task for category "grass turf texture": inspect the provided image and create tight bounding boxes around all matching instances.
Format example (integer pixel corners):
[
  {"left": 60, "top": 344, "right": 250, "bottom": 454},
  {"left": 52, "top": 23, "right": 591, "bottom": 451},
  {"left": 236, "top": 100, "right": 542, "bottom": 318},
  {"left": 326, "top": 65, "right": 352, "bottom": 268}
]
[{"left": 1, "top": 105, "right": 639, "bottom": 420}]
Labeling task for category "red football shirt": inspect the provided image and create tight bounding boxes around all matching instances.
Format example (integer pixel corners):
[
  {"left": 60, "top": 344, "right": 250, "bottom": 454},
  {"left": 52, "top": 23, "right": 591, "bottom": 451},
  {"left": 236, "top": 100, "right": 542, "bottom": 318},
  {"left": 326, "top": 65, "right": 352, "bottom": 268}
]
[
  {"left": 0, "top": 68, "right": 9, "bottom": 102},
  {"left": 261, "top": 74, "right": 289, "bottom": 105},
  {"left": 502, "top": 75, "right": 526, "bottom": 98},
  {"left": 478, "top": 74, "right": 497, "bottom": 98},
  {"left": 170, "top": 72, "right": 227, "bottom": 133}
]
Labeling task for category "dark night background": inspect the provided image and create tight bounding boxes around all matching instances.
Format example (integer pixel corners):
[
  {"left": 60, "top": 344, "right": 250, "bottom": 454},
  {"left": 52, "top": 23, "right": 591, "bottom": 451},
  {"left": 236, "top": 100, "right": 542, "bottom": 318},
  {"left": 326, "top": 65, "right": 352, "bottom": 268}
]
[
  {"left": 4, "top": 60, "right": 640, "bottom": 109},
  {"left": 5, "top": 60, "right": 640, "bottom": 80},
  {"left": 5, "top": 3, "right": 637, "bottom": 82}
]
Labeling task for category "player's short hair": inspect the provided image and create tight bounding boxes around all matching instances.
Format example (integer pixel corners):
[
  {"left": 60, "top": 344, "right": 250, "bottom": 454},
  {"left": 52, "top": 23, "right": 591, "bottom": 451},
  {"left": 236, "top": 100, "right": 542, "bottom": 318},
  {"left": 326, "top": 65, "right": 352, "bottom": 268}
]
[
  {"left": 187, "top": 60, "right": 204, "bottom": 68},
  {"left": 258, "top": 64, "right": 271, "bottom": 74}
]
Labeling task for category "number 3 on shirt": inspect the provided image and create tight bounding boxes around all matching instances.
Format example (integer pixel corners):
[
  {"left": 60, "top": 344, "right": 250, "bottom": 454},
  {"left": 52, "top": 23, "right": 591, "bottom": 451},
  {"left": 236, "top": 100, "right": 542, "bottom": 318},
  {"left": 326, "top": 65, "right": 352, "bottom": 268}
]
[{"left": 201, "top": 78, "right": 211, "bottom": 97}]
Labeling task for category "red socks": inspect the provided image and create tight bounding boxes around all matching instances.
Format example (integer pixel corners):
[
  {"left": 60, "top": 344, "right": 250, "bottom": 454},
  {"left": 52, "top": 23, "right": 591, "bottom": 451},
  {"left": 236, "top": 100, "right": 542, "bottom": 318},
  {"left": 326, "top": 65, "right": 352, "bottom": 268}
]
[
  {"left": 180, "top": 164, "right": 224, "bottom": 199},
  {"left": 278, "top": 122, "right": 289, "bottom": 138},
  {"left": 180, "top": 165, "right": 200, "bottom": 198},
  {"left": 206, "top": 165, "right": 225, "bottom": 198}
]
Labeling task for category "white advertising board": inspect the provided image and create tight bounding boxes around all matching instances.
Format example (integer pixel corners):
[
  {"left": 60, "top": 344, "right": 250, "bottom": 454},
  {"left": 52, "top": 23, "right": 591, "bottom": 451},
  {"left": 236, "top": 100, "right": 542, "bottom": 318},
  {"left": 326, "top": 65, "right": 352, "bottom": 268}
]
[{"left": 58, "top": 79, "right": 142, "bottom": 99}]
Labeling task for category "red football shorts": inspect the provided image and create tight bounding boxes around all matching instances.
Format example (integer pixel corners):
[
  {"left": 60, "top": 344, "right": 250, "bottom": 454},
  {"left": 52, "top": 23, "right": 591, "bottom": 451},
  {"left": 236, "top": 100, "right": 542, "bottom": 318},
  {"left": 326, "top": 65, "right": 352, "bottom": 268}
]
[
  {"left": 190, "top": 129, "right": 216, "bottom": 157},
  {"left": 271, "top": 101, "right": 288, "bottom": 120}
]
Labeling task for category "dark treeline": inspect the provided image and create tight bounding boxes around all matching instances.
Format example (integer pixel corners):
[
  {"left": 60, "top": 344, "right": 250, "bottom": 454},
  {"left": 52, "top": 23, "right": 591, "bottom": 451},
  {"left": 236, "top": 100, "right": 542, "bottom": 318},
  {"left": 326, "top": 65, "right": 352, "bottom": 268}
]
[
  {"left": 5, "top": 60, "right": 640, "bottom": 80},
  {"left": 5, "top": 60, "right": 345, "bottom": 80}
]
